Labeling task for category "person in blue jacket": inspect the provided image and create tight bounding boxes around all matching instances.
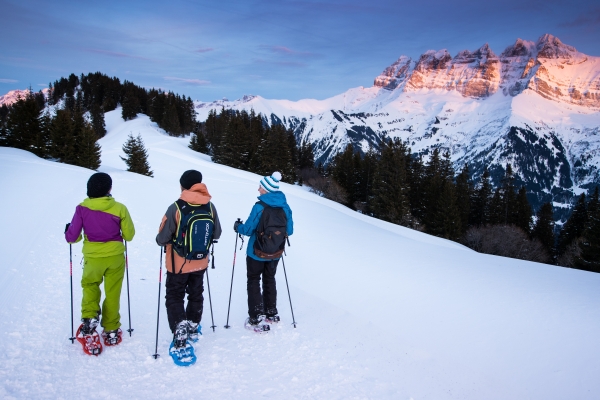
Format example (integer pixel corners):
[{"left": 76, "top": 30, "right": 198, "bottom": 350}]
[{"left": 234, "top": 171, "right": 293, "bottom": 327}]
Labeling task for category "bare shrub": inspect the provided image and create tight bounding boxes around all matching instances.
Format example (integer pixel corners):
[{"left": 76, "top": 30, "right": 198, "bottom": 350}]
[
  {"left": 300, "top": 168, "right": 348, "bottom": 204},
  {"left": 557, "top": 238, "right": 582, "bottom": 268},
  {"left": 463, "top": 224, "right": 551, "bottom": 263}
]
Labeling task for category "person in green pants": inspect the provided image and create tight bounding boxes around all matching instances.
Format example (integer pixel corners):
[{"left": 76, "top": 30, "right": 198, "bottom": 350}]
[{"left": 65, "top": 172, "right": 135, "bottom": 347}]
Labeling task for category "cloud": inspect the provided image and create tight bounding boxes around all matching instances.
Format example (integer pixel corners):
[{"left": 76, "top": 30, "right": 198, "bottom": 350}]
[
  {"left": 253, "top": 59, "right": 307, "bottom": 68},
  {"left": 0, "top": 79, "right": 18, "bottom": 83},
  {"left": 83, "top": 48, "right": 151, "bottom": 60},
  {"left": 195, "top": 47, "right": 214, "bottom": 53},
  {"left": 559, "top": 8, "right": 600, "bottom": 28},
  {"left": 259, "top": 45, "right": 316, "bottom": 57},
  {"left": 164, "top": 77, "right": 211, "bottom": 86}
]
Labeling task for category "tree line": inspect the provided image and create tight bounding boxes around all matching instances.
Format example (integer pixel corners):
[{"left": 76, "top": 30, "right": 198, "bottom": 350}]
[
  {"left": 0, "top": 72, "right": 197, "bottom": 170},
  {"left": 189, "top": 108, "right": 315, "bottom": 183},
  {"left": 326, "top": 141, "right": 600, "bottom": 271}
]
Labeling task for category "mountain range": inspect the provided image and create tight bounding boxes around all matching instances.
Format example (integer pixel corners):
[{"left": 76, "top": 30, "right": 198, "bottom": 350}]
[
  {"left": 194, "top": 34, "right": 600, "bottom": 219},
  {"left": 2, "top": 34, "right": 599, "bottom": 219}
]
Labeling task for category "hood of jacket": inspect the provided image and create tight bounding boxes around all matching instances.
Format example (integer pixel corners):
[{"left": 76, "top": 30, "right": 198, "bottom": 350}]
[
  {"left": 180, "top": 183, "right": 212, "bottom": 205},
  {"left": 257, "top": 191, "right": 288, "bottom": 207},
  {"left": 81, "top": 196, "right": 116, "bottom": 211}
]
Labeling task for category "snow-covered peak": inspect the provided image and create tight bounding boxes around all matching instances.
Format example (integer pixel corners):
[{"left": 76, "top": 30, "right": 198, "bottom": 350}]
[
  {"left": 501, "top": 38, "right": 537, "bottom": 58},
  {"left": 0, "top": 88, "right": 49, "bottom": 107},
  {"left": 536, "top": 33, "right": 577, "bottom": 59}
]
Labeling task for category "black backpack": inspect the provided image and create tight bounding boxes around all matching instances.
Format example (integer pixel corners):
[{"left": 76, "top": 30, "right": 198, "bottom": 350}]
[
  {"left": 253, "top": 201, "right": 288, "bottom": 259},
  {"left": 171, "top": 199, "right": 215, "bottom": 268}
]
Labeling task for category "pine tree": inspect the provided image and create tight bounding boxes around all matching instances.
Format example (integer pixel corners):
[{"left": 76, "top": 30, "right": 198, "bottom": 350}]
[
  {"left": 370, "top": 138, "right": 411, "bottom": 224},
  {"left": 531, "top": 202, "right": 555, "bottom": 257},
  {"left": 3, "top": 91, "right": 44, "bottom": 156},
  {"left": 501, "top": 164, "right": 517, "bottom": 225},
  {"left": 471, "top": 168, "right": 492, "bottom": 226},
  {"left": 576, "top": 187, "right": 600, "bottom": 272},
  {"left": 76, "top": 122, "right": 102, "bottom": 170},
  {"left": 121, "top": 134, "right": 153, "bottom": 177},
  {"left": 489, "top": 188, "right": 504, "bottom": 225},
  {"left": 90, "top": 103, "right": 107, "bottom": 138},
  {"left": 332, "top": 144, "right": 362, "bottom": 207},
  {"left": 162, "top": 97, "right": 181, "bottom": 136},
  {"left": 558, "top": 193, "right": 588, "bottom": 255},
  {"left": 49, "top": 109, "right": 75, "bottom": 163},
  {"left": 122, "top": 87, "right": 140, "bottom": 121},
  {"left": 408, "top": 155, "right": 426, "bottom": 222},
  {"left": 189, "top": 122, "right": 209, "bottom": 153},
  {"left": 515, "top": 186, "right": 533, "bottom": 234},
  {"left": 455, "top": 164, "right": 472, "bottom": 236}
]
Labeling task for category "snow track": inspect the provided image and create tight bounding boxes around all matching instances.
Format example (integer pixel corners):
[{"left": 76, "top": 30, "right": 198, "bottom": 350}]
[{"left": 0, "top": 109, "right": 599, "bottom": 399}]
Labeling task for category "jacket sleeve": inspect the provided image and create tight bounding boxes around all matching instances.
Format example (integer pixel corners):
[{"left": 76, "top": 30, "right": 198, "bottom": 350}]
[
  {"left": 285, "top": 204, "right": 294, "bottom": 236},
  {"left": 211, "top": 203, "right": 222, "bottom": 240},
  {"left": 237, "top": 203, "right": 264, "bottom": 237},
  {"left": 156, "top": 203, "right": 178, "bottom": 246},
  {"left": 65, "top": 206, "right": 83, "bottom": 243},
  {"left": 120, "top": 205, "right": 135, "bottom": 242}
]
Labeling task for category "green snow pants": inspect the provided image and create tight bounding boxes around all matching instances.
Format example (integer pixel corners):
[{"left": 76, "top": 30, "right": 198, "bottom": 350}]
[{"left": 81, "top": 254, "right": 125, "bottom": 331}]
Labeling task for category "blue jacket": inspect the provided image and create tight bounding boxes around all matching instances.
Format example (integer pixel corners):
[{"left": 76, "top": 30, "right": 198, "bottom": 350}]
[{"left": 237, "top": 191, "right": 294, "bottom": 261}]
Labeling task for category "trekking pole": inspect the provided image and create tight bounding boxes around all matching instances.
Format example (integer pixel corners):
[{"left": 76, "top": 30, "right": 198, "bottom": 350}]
[
  {"left": 152, "top": 247, "right": 164, "bottom": 359},
  {"left": 125, "top": 242, "right": 133, "bottom": 336},
  {"left": 205, "top": 268, "right": 217, "bottom": 332},
  {"left": 69, "top": 244, "right": 75, "bottom": 343},
  {"left": 281, "top": 256, "right": 297, "bottom": 328},
  {"left": 224, "top": 221, "right": 242, "bottom": 329}
]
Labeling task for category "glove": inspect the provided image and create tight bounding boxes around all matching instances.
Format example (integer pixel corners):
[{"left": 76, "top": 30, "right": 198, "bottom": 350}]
[
  {"left": 233, "top": 220, "right": 242, "bottom": 232},
  {"left": 64, "top": 223, "right": 71, "bottom": 234}
]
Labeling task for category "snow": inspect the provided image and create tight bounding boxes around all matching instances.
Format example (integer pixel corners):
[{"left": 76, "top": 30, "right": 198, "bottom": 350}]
[{"left": 1, "top": 109, "right": 600, "bottom": 399}]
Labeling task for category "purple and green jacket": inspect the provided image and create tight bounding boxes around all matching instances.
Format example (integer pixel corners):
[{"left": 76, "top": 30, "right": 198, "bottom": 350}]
[{"left": 65, "top": 196, "right": 135, "bottom": 258}]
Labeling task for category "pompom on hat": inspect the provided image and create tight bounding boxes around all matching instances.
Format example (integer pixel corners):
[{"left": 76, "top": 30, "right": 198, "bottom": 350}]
[{"left": 260, "top": 171, "right": 282, "bottom": 192}]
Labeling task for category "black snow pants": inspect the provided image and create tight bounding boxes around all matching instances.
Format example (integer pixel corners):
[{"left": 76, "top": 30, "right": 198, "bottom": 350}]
[
  {"left": 165, "top": 269, "right": 205, "bottom": 332},
  {"left": 247, "top": 256, "right": 279, "bottom": 319}
]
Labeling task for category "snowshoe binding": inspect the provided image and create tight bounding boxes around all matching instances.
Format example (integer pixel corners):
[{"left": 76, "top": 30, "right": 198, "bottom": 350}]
[
  {"left": 265, "top": 315, "right": 280, "bottom": 324},
  {"left": 245, "top": 316, "right": 270, "bottom": 333},
  {"left": 101, "top": 328, "right": 123, "bottom": 346},
  {"left": 76, "top": 318, "right": 103, "bottom": 356},
  {"left": 187, "top": 321, "right": 202, "bottom": 343}
]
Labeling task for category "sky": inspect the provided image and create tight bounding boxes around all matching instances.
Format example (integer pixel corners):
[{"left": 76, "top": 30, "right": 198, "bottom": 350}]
[{"left": 1, "top": 0, "right": 599, "bottom": 102}]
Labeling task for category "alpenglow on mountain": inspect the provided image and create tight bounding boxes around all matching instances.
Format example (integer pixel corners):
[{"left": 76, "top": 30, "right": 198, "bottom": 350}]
[{"left": 195, "top": 34, "right": 600, "bottom": 219}]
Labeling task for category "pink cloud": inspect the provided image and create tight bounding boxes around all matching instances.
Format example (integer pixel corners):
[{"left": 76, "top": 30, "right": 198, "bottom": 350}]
[
  {"left": 164, "top": 76, "right": 211, "bottom": 86},
  {"left": 84, "top": 48, "right": 151, "bottom": 60},
  {"left": 195, "top": 47, "right": 214, "bottom": 53}
]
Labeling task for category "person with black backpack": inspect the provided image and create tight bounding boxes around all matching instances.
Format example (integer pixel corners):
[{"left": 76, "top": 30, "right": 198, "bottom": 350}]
[
  {"left": 234, "top": 171, "right": 293, "bottom": 332},
  {"left": 156, "top": 170, "right": 222, "bottom": 362}
]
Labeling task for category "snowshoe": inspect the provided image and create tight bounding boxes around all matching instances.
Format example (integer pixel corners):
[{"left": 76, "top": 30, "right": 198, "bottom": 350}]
[
  {"left": 265, "top": 315, "right": 280, "bottom": 324},
  {"left": 188, "top": 322, "right": 202, "bottom": 343},
  {"left": 244, "top": 316, "right": 270, "bottom": 333},
  {"left": 76, "top": 321, "right": 103, "bottom": 356},
  {"left": 101, "top": 328, "right": 123, "bottom": 346},
  {"left": 169, "top": 341, "right": 197, "bottom": 366}
]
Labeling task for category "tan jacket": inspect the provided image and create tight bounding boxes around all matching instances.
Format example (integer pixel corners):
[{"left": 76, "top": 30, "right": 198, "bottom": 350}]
[{"left": 156, "top": 183, "right": 222, "bottom": 273}]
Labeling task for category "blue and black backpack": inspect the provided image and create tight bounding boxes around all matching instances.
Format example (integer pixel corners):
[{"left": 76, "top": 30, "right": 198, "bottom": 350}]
[{"left": 171, "top": 199, "right": 215, "bottom": 271}]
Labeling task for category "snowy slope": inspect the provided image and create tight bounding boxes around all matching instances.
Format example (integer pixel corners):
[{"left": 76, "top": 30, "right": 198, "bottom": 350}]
[{"left": 1, "top": 110, "right": 600, "bottom": 399}]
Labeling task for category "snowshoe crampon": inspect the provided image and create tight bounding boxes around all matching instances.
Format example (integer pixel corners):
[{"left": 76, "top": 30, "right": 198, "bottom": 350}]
[
  {"left": 76, "top": 324, "right": 103, "bottom": 356},
  {"left": 101, "top": 328, "right": 123, "bottom": 346},
  {"left": 244, "top": 318, "right": 270, "bottom": 333},
  {"left": 169, "top": 342, "right": 197, "bottom": 366}
]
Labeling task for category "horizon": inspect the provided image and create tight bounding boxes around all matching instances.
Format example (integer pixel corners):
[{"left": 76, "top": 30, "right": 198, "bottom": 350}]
[{"left": 1, "top": 0, "right": 599, "bottom": 102}]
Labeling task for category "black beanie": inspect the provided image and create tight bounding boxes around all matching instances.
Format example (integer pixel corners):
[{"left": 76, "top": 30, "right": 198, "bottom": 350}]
[
  {"left": 180, "top": 170, "right": 203, "bottom": 190},
  {"left": 87, "top": 173, "right": 112, "bottom": 198}
]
